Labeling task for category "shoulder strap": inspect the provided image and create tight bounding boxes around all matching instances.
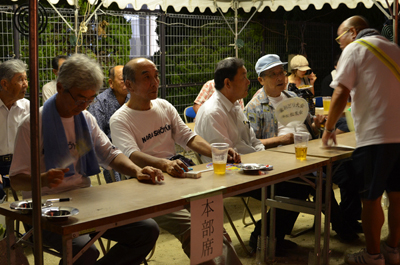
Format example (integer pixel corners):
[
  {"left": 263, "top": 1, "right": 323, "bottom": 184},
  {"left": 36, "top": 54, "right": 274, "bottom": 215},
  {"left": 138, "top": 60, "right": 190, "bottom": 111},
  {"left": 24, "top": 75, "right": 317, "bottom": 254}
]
[{"left": 355, "top": 39, "right": 400, "bottom": 82}]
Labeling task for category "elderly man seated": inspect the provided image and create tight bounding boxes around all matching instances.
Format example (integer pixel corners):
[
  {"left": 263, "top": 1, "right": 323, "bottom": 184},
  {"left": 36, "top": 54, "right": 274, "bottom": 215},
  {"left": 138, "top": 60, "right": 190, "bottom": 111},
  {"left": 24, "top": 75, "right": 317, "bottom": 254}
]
[
  {"left": 0, "top": 59, "right": 30, "bottom": 202},
  {"left": 88, "top": 65, "right": 130, "bottom": 183},
  {"left": 10, "top": 54, "right": 163, "bottom": 265},
  {"left": 193, "top": 79, "right": 245, "bottom": 114},
  {"left": 110, "top": 57, "right": 242, "bottom": 265},
  {"left": 195, "top": 57, "right": 265, "bottom": 161},
  {"left": 244, "top": 54, "right": 359, "bottom": 255}
]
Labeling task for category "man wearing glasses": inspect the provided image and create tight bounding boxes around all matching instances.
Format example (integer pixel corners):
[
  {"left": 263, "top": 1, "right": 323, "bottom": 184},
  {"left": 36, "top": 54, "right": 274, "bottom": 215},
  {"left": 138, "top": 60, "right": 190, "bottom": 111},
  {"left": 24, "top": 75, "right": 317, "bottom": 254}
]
[
  {"left": 243, "top": 54, "right": 345, "bottom": 256},
  {"left": 323, "top": 16, "right": 400, "bottom": 265},
  {"left": 10, "top": 53, "right": 163, "bottom": 265}
]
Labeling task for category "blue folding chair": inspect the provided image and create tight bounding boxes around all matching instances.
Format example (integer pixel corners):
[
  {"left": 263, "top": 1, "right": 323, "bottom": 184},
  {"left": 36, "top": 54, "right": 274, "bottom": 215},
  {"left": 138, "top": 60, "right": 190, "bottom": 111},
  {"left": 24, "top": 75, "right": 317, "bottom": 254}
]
[{"left": 184, "top": 106, "right": 196, "bottom": 123}]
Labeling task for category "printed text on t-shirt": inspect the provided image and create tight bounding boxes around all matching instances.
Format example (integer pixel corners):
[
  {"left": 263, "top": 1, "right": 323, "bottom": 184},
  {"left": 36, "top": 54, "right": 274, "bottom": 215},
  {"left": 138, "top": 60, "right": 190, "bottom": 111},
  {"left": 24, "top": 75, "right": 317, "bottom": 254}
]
[{"left": 142, "top": 124, "right": 171, "bottom": 143}]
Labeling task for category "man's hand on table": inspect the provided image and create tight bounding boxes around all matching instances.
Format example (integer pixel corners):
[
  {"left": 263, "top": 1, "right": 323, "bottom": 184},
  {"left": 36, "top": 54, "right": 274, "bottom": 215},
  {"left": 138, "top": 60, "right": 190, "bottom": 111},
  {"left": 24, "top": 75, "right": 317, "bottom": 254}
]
[
  {"left": 227, "top": 148, "right": 241, "bottom": 163},
  {"left": 137, "top": 166, "right": 164, "bottom": 184},
  {"left": 44, "top": 168, "right": 69, "bottom": 188},
  {"left": 165, "top": 159, "right": 189, "bottom": 178},
  {"left": 322, "top": 130, "right": 337, "bottom": 147}
]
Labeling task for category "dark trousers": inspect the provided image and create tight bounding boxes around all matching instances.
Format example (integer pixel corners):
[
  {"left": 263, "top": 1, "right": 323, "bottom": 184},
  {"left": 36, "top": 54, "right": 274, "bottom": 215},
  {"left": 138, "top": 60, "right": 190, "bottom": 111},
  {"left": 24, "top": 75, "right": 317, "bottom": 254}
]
[
  {"left": 331, "top": 160, "right": 362, "bottom": 223},
  {"left": 0, "top": 160, "right": 12, "bottom": 200},
  {"left": 37, "top": 218, "right": 159, "bottom": 265}
]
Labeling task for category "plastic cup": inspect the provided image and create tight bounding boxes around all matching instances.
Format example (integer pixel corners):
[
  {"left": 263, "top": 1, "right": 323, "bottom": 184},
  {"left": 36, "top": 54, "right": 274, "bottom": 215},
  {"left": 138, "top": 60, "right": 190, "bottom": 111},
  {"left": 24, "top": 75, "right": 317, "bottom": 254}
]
[
  {"left": 294, "top": 132, "right": 309, "bottom": 161},
  {"left": 211, "top": 143, "right": 229, "bottom": 175},
  {"left": 323, "top": 96, "right": 331, "bottom": 112}
]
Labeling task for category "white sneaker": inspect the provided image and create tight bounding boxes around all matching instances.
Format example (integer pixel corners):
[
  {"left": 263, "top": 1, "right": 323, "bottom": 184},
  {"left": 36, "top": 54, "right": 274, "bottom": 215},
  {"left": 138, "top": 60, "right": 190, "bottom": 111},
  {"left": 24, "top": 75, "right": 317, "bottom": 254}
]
[
  {"left": 345, "top": 249, "right": 385, "bottom": 265},
  {"left": 380, "top": 241, "right": 400, "bottom": 264}
]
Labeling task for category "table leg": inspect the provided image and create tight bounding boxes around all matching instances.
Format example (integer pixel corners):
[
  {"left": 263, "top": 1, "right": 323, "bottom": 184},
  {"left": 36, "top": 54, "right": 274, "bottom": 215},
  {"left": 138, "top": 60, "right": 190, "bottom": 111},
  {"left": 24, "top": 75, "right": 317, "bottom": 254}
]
[
  {"left": 323, "top": 163, "right": 332, "bottom": 264},
  {"left": 261, "top": 185, "right": 270, "bottom": 264},
  {"left": 313, "top": 167, "right": 323, "bottom": 265},
  {"left": 268, "top": 184, "right": 276, "bottom": 263},
  {"left": 5, "top": 216, "right": 17, "bottom": 265},
  {"left": 62, "top": 234, "right": 73, "bottom": 265}
]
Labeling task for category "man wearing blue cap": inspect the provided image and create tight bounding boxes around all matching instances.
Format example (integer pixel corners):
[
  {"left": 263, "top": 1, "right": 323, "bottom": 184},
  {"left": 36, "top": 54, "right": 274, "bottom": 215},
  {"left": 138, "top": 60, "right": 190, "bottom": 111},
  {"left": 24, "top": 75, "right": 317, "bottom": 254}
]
[
  {"left": 245, "top": 54, "right": 321, "bottom": 147},
  {"left": 244, "top": 54, "right": 359, "bottom": 255}
]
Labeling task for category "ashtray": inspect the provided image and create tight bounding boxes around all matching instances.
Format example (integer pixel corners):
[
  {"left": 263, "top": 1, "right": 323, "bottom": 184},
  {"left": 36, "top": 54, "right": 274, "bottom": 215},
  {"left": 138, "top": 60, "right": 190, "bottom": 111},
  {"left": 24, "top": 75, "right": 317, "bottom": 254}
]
[
  {"left": 42, "top": 206, "right": 79, "bottom": 220},
  {"left": 238, "top": 163, "right": 273, "bottom": 175},
  {"left": 10, "top": 200, "right": 53, "bottom": 214}
]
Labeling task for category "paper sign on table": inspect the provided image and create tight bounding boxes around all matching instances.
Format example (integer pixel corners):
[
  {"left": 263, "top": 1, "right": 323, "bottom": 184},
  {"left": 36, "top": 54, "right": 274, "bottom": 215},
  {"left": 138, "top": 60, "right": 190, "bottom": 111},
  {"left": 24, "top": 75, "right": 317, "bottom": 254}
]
[{"left": 190, "top": 193, "right": 223, "bottom": 264}]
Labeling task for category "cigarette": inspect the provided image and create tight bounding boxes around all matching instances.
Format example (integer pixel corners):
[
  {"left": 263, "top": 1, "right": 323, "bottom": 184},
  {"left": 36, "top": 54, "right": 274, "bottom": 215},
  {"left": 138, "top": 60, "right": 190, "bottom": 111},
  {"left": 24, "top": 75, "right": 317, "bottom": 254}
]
[{"left": 47, "top": 198, "right": 72, "bottom": 202}]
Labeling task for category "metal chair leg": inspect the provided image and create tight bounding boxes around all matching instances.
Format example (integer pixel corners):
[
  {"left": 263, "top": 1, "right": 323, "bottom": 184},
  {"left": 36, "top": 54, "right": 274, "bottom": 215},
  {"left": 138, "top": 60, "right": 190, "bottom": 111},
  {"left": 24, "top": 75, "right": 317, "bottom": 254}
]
[
  {"left": 241, "top": 197, "right": 257, "bottom": 227},
  {"left": 146, "top": 244, "right": 156, "bottom": 262},
  {"left": 224, "top": 206, "right": 252, "bottom": 256}
]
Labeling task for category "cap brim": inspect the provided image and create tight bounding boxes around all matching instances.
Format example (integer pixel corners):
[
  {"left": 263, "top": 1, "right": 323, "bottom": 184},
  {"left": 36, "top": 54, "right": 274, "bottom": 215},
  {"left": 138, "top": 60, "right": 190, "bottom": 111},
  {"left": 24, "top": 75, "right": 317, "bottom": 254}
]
[
  {"left": 296, "top": 66, "right": 311, "bottom": 71},
  {"left": 258, "top": 62, "right": 288, "bottom": 76}
]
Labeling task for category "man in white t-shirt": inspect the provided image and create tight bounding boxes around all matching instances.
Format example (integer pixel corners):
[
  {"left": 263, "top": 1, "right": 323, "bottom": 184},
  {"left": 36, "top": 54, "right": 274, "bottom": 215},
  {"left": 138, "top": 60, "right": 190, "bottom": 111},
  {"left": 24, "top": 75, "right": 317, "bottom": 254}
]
[
  {"left": 42, "top": 55, "right": 67, "bottom": 103},
  {"left": 10, "top": 54, "right": 162, "bottom": 265},
  {"left": 110, "top": 58, "right": 242, "bottom": 265},
  {"left": 323, "top": 16, "right": 400, "bottom": 265}
]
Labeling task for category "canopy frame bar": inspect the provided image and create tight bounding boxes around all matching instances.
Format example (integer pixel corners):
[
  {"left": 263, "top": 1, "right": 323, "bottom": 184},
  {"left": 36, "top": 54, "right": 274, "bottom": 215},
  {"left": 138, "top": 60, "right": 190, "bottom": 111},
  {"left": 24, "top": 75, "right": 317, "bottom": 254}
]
[{"left": 214, "top": 0, "right": 263, "bottom": 57}]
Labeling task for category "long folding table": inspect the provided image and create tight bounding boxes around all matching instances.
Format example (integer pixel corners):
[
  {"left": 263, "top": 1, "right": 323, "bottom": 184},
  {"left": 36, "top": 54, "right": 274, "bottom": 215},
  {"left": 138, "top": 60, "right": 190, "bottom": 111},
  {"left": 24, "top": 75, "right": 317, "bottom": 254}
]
[
  {"left": 0, "top": 150, "right": 329, "bottom": 265},
  {"left": 269, "top": 131, "right": 356, "bottom": 264}
]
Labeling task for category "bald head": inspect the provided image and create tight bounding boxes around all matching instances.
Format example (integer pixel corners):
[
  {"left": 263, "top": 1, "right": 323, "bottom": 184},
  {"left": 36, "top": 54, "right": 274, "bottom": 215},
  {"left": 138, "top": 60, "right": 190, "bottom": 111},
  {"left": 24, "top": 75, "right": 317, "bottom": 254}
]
[
  {"left": 123, "top": 58, "right": 155, "bottom": 83},
  {"left": 110, "top": 65, "right": 123, "bottom": 81},
  {"left": 342, "top": 16, "right": 369, "bottom": 33},
  {"left": 337, "top": 16, "right": 370, "bottom": 49}
]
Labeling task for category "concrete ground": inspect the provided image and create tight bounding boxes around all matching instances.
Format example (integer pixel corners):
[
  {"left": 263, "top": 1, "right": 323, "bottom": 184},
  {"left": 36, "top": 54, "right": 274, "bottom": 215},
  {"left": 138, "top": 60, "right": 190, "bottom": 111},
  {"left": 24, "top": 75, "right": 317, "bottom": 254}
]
[{"left": 5, "top": 173, "right": 390, "bottom": 265}]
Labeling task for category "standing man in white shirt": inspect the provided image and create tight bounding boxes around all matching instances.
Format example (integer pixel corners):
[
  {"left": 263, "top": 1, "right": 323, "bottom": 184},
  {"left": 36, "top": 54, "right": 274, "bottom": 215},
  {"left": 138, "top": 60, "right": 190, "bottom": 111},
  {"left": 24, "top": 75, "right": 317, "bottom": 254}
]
[
  {"left": 0, "top": 59, "right": 30, "bottom": 201},
  {"left": 323, "top": 16, "right": 400, "bottom": 265},
  {"left": 195, "top": 57, "right": 264, "bottom": 162},
  {"left": 42, "top": 55, "right": 67, "bottom": 103}
]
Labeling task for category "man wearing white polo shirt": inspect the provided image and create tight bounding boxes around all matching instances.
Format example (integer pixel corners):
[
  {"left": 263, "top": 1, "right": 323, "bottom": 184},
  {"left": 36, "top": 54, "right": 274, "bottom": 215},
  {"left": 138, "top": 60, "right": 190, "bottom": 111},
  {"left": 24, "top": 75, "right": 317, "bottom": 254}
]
[{"left": 0, "top": 59, "right": 30, "bottom": 201}]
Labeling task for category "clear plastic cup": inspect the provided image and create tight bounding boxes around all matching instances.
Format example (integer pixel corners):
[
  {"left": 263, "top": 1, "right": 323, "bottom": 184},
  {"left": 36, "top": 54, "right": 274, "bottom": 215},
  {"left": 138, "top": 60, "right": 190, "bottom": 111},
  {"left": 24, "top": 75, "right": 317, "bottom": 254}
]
[
  {"left": 211, "top": 143, "right": 229, "bottom": 175},
  {"left": 294, "top": 132, "right": 309, "bottom": 161},
  {"left": 323, "top": 96, "right": 331, "bottom": 112}
]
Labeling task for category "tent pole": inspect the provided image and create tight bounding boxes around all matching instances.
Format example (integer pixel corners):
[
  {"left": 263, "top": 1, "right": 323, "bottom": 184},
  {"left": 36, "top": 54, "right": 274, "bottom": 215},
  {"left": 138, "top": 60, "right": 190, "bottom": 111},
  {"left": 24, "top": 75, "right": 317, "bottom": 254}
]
[
  {"left": 29, "top": 0, "right": 43, "bottom": 263},
  {"left": 75, "top": 0, "right": 79, "bottom": 53},
  {"left": 234, "top": 0, "right": 238, "bottom": 58},
  {"left": 12, "top": 4, "right": 20, "bottom": 59},
  {"left": 395, "top": 0, "right": 398, "bottom": 44}
]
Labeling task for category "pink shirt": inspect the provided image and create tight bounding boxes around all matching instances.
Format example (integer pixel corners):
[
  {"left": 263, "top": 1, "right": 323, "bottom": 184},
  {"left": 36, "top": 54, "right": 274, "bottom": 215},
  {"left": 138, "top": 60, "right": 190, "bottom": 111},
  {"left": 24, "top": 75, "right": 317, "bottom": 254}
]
[{"left": 194, "top": 80, "right": 245, "bottom": 110}]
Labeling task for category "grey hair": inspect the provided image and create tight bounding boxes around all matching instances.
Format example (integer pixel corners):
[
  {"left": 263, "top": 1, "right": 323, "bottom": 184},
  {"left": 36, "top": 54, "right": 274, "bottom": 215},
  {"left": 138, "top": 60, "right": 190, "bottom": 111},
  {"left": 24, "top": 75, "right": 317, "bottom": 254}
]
[
  {"left": 0, "top": 59, "right": 27, "bottom": 91},
  {"left": 57, "top": 53, "right": 104, "bottom": 92}
]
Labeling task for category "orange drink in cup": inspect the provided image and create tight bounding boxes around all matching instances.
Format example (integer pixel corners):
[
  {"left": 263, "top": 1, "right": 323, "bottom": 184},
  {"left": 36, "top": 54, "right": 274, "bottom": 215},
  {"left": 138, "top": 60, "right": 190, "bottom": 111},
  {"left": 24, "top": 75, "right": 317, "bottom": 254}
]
[
  {"left": 294, "top": 132, "right": 309, "bottom": 161},
  {"left": 211, "top": 143, "right": 229, "bottom": 175}
]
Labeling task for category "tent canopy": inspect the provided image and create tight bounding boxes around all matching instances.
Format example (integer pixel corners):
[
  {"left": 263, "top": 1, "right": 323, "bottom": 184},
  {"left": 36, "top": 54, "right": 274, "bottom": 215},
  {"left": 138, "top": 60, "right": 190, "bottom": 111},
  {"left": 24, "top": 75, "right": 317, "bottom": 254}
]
[{"left": 48, "top": 0, "right": 394, "bottom": 12}]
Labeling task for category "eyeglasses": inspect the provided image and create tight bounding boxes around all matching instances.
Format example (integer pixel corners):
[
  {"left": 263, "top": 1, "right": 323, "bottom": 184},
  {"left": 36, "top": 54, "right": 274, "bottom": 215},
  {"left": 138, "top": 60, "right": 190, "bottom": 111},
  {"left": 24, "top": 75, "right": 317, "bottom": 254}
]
[
  {"left": 66, "top": 89, "right": 94, "bottom": 106},
  {"left": 335, "top": 29, "right": 349, "bottom": 44}
]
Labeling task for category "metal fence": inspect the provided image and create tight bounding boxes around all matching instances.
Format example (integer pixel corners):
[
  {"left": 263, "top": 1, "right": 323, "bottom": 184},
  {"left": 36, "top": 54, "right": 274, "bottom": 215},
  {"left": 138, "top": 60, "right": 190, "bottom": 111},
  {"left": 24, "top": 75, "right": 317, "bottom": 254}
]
[{"left": 0, "top": 5, "right": 339, "bottom": 117}]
